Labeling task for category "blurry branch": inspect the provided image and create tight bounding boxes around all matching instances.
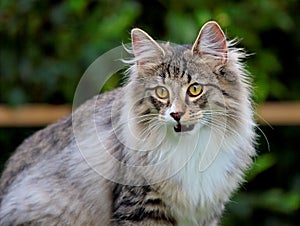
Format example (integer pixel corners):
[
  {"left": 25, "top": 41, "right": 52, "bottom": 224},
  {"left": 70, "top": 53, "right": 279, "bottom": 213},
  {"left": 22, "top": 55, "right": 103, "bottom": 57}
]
[
  {"left": 255, "top": 102, "right": 300, "bottom": 125},
  {"left": 0, "top": 104, "right": 71, "bottom": 127},
  {"left": 0, "top": 102, "right": 300, "bottom": 127}
]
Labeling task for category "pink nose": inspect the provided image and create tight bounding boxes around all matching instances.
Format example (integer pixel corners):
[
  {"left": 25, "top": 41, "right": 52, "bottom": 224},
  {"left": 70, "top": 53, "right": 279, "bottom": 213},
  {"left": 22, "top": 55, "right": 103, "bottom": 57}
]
[{"left": 170, "top": 112, "right": 184, "bottom": 122}]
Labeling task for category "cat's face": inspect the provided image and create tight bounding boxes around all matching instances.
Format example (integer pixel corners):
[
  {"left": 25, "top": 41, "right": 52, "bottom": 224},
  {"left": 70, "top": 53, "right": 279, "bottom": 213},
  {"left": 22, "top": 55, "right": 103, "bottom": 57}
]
[
  {"left": 142, "top": 50, "right": 213, "bottom": 132},
  {"left": 132, "top": 50, "right": 230, "bottom": 134},
  {"left": 126, "top": 22, "right": 248, "bottom": 137}
]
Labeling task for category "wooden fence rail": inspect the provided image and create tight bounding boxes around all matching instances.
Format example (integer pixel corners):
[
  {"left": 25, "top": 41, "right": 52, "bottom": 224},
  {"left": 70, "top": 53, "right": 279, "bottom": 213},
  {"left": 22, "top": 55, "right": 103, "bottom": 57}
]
[{"left": 0, "top": 102, "right": 300, "bottom": 127}]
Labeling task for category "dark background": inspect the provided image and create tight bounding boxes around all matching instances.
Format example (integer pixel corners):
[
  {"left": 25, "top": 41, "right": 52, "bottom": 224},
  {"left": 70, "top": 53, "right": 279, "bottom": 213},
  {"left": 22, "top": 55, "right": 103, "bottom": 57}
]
[{"left": 0, "top": 1, "right": 299, "bottom": 225}]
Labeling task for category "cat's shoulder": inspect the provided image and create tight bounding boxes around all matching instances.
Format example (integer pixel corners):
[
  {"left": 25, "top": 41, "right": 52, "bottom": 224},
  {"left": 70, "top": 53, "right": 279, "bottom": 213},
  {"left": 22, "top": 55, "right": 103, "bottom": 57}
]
[
  {"left": 5, "top": 87, "right": 123, "bottom": 162},
  {"left": 0, "top": 87, "right": 123, "bottom": 197}
]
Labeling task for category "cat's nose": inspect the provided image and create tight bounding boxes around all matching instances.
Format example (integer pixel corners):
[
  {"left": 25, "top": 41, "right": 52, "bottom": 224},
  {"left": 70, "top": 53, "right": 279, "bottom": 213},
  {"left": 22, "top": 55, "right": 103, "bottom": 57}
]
[{"left": 170, "top": 112, "right": 184, "bottom": 122}]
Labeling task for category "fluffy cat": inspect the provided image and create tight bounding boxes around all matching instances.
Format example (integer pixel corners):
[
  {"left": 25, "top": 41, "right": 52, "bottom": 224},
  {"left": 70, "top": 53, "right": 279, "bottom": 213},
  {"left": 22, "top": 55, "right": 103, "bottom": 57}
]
[{"left": 0, "top": 21, "right": 256, "bottom": 226}]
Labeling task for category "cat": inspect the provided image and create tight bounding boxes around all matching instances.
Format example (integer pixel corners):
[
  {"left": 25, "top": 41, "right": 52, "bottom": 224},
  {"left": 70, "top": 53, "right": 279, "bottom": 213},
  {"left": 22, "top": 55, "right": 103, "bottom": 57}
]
[{"left": 0, "top": 21, "right": 256, "bottom": 226}]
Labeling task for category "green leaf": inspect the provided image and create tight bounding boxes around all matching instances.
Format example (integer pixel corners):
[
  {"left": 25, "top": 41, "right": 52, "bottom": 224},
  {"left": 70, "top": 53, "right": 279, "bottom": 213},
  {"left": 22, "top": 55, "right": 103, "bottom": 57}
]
[{"left": 246, "top": 153, "right": 277, "bottom": 181}]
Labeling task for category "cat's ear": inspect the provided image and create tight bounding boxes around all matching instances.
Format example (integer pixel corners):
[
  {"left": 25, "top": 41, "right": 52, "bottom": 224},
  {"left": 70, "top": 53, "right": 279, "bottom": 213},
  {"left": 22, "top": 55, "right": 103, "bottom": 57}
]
[
  {"left": 192, "top": 21, "right": 227, "bottom": 64},
  {"left": 131, "top": 28, "right": 165, "bottom": 66}
]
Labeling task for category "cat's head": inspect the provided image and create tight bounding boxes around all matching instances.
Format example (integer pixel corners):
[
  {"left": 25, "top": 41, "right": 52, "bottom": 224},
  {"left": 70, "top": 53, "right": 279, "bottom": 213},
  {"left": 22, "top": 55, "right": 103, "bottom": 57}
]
[{"left": 124, "top": 21, "right": 252, "bottom": 138}]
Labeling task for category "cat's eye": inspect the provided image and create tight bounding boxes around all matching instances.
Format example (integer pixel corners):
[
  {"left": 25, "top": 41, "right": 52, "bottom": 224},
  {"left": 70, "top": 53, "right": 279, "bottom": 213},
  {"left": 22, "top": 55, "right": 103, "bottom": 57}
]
[
  {"left": 187, "top": 83, "right": 203, "bottom": 97},
  {"left": 155, "top": 86, "right": 169, "bottom": 99}
]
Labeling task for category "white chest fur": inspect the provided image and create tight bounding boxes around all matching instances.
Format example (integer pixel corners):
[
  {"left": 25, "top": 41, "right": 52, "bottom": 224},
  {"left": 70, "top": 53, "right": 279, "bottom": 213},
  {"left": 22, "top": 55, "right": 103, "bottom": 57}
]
[
  {"left": 120, "top": 110, "right": 252, "bottom": 224},
  {"left": 150, "top": 127, "right": 245, "bottom": 225}
]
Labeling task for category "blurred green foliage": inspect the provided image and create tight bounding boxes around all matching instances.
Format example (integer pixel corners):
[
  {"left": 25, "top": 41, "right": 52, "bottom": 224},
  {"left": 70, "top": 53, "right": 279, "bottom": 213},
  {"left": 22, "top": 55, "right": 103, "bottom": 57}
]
[
  {"left": 0, "top": 0, "right": 299, "bottom": 225},
  {"left": 223, "top": 126, "right": 300, "bottom": 226},
  {"left": 1, "top": 0, "right": 299, "bottom": 104},
  {"left": 0, "top": 0, "right": 140, "bottom": 104}
]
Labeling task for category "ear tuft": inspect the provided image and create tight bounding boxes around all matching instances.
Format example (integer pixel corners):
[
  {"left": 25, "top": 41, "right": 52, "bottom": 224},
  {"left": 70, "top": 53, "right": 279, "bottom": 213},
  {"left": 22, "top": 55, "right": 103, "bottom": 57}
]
[
  {"left": 131, "top": 28, "right": 165, "bottom": 66},
  {"left": 192, "top": 21, "right": 228, "bottom": 64}
]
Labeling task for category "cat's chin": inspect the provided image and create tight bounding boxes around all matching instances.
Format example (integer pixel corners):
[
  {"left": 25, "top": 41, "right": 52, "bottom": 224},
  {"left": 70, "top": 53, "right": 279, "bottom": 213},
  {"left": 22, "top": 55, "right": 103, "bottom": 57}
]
[{"left": 174, "top": 123, "right": 195, "bottom": 133}]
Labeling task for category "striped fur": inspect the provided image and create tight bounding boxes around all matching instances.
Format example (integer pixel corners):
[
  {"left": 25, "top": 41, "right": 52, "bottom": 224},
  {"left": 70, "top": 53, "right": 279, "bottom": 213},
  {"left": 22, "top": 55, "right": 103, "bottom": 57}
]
[{"left": 0, "top": 21, "right": 256, "bottom": 226}]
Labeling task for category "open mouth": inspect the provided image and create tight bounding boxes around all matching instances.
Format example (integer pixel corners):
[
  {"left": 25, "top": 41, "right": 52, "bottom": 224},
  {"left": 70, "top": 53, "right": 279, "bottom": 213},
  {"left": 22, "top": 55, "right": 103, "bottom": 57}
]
[{"left": 174, "top": 123, "right": 195, "bottom": 132}]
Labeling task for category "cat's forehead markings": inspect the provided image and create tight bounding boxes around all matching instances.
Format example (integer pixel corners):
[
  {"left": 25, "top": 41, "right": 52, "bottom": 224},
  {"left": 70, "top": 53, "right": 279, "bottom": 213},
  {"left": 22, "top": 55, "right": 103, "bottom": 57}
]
[
  {"left": 160, "top": 59, "right": 192, "bottom": 85},
  {"left": 165, "top": 63, "right": 171, "bottom": 78}
]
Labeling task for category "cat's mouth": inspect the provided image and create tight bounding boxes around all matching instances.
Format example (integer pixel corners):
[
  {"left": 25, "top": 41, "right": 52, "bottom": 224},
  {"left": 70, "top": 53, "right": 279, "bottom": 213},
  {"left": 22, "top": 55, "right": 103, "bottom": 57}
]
[{"left": 174, "top": 123, "right": 195, "bottom": 133}]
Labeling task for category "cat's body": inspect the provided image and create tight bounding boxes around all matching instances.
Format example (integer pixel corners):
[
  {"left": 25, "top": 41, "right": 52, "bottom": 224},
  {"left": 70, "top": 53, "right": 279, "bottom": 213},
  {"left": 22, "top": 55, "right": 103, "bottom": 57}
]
[{"left": 0, "top": 21, "right": 256, "bottom": 226}]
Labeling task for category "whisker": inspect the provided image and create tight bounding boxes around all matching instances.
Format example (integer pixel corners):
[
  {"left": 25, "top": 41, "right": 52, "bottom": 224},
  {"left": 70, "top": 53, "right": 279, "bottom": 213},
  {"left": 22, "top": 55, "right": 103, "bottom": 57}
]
[
  {"left": 200, "top": 118, "right": 227, "bottom": 135},
  {"left": 111, "top": 113, "right": 160, "bottom": 133},
  {"left": 139, "top": 118, "right": 164, "bottom": 138},
  {"left": 200, "top": 109, "right": 269, "bottom": 151},
  {"left": 255, "top": 126, "right": 271, "bottom": 152},
  {"left": 201, "top": 112, "right": 247, "bottom": 140},
  {"left": 254, "top": 111, "right": 273, "bottom": 129}
]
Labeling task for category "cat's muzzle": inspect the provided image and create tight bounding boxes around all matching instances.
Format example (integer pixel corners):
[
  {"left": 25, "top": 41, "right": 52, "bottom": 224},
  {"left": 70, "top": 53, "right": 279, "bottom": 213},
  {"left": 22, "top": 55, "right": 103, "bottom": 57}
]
[{"left": 174, "top": 123, "right": 195, "bottom": 132}]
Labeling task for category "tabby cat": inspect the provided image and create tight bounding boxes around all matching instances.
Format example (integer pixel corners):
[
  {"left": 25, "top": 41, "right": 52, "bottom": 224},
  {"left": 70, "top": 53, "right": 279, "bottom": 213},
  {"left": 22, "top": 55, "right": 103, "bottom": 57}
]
[{"left": 0, "top": 21, "right": 256, "bottom": 226}]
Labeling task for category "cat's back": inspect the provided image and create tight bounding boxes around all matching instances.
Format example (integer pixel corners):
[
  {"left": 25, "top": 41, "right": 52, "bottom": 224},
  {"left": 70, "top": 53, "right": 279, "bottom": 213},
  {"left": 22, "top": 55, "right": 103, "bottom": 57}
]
[{"left": 0, "top": 88, "right": 122, "bottom": 225}]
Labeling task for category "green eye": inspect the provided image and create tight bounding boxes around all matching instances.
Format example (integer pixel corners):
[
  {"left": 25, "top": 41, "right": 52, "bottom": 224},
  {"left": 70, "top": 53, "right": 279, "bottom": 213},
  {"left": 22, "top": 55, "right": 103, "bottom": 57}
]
[
  {"left": 155, "top": 86, "right": 169, "bottom": 99},
  {"left": 187, "top": 83, "right": 203, "bottom": 97}
]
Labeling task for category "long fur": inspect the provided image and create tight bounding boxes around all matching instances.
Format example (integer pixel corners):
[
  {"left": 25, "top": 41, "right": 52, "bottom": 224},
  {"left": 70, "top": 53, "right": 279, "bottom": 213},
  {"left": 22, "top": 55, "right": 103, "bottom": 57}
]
[{"left": 0, "top": 21, "right": 256, "bottom": 226}]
